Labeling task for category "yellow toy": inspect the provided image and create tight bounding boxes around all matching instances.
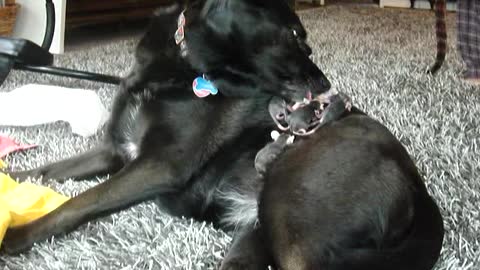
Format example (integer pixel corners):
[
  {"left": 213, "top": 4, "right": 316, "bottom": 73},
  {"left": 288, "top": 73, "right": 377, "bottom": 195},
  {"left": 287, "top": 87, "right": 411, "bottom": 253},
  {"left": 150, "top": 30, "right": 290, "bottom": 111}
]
[{"left": 0, "top": 161, "right": 69, "bottom": 248}]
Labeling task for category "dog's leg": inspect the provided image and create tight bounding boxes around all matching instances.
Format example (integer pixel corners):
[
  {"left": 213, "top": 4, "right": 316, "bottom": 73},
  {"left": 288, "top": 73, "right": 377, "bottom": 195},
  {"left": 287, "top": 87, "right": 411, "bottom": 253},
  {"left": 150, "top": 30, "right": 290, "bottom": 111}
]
[
  {"left": 122, "top": 60, "right": 185, "bottom": 95},
  {"left": 1, "top": 157, "right": 186, "bottom": 254},
  {"left": 220, "top": 226, "right": 271, "bottom": 270},
  {"left": 6, "top": 144, "right": 123, "bottom": 182},
  {"left": 121, "top": 63, "right": 150, "bottom": 93}
]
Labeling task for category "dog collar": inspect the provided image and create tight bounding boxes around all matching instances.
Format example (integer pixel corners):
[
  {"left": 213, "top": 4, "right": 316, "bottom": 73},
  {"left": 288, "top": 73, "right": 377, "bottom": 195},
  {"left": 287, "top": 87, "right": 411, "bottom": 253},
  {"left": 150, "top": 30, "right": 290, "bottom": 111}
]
[
  {"left": 175, "top": 11, "right": 188, "bottom": 57},
  {"left": 192, "top": 75, "right": 218, "bottom": 98},
  {"left": 174, "top": 11, "right": 219, "bottom": 98}
]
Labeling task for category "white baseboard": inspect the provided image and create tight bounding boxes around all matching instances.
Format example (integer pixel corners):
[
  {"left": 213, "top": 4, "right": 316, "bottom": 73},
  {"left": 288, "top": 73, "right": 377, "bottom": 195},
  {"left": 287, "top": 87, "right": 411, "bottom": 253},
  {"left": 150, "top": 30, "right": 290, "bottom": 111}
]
[
  {"left": 297, "top": 0, "right": 325, "bottom": 6},
  {"left": 414, "top": 0, "right": 432, "bottom": 9},
  {"left": 11, "top": 0, "right": 66, "bottom": 54},
  {"left": 380, "top": 0, "right": 457, "bottom": 11},
  {"left": 379, "top": 0, "right": 410, "bottom": 8}
]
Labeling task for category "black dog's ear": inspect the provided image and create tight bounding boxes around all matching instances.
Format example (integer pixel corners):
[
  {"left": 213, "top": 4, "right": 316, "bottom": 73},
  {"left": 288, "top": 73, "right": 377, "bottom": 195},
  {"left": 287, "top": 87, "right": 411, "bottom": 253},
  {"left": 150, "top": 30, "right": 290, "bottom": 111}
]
[
  {"left": 153, "top": 2, "right": 182, "bottom": 17},
  {"left": 201, "top": 0, "right": 231, "bottom": 17},
  {"left": 199, "top": 0, "right": 236, "bottom": 39}
]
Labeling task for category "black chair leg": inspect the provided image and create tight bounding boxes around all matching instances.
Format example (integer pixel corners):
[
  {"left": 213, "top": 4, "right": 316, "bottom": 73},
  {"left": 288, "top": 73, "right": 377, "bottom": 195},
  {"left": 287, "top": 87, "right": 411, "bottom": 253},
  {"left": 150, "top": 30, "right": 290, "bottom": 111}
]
[
  {"left": 14, "top": 64, "right": 121, "bottom": 85},
  {"left": 0, "top": 56, "right": 14, "bottom": 86}
]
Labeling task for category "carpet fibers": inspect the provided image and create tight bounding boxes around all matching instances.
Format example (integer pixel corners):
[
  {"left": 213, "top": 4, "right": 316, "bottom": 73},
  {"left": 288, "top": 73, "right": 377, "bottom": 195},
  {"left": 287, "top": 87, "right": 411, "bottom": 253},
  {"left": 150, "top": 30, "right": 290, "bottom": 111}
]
[{"left": 1, "top": 5, "right": 479, "bottom": 270}]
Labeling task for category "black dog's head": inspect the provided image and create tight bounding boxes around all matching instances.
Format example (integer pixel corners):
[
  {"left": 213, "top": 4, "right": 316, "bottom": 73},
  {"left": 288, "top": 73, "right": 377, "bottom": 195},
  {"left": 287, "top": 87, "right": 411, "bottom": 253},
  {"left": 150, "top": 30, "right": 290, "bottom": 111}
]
[{"left": 184, "top": 0, "right": 331, "bottom": 104}]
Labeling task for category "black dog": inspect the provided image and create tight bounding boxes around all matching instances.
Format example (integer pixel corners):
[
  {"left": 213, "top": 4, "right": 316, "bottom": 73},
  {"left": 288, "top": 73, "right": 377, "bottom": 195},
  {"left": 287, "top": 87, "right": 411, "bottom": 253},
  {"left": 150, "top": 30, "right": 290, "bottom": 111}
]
[{"left": 1, "top": 0, "right": 444, "bottom": 269}]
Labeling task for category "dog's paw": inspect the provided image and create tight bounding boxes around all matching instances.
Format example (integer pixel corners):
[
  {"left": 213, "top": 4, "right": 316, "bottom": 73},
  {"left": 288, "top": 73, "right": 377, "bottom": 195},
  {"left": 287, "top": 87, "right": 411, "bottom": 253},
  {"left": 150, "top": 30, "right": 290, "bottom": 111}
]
[{"left": 1, "top": 226, "right": 36, "bottom": 255}]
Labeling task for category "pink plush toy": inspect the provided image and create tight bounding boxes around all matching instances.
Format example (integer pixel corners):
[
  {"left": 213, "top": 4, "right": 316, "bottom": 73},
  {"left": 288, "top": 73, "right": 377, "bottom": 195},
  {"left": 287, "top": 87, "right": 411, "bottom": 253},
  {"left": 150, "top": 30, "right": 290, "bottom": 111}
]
[{"left": 0, "top": 135, "right": 37, "bottom": 158}]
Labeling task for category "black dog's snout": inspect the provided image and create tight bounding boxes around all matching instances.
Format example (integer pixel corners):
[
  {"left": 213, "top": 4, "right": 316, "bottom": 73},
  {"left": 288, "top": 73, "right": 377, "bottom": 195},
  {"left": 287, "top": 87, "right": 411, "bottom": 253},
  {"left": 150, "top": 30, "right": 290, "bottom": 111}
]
[
  {"left": 319, "top": 77, "right": 331, "bottom": 91},
  {"left": 302, "top": 59, "right": 331, "bottom": 95},
  {"left": 309, "top": 76, "right": 331, "bottom": 96}
]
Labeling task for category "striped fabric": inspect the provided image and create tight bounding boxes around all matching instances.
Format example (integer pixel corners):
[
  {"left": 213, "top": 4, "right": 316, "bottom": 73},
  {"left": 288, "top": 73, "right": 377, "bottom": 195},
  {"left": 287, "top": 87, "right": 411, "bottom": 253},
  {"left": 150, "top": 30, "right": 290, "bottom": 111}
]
[{"left": 457, "top": 0, "right": 480, "bottom": 79}]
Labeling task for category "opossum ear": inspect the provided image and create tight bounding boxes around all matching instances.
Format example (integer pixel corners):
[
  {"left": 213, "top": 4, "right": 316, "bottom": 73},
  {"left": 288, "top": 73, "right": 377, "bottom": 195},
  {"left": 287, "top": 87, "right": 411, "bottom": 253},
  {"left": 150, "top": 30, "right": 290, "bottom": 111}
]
[{"left": 268, "top": 97, "right": 288, "bottom": 121}]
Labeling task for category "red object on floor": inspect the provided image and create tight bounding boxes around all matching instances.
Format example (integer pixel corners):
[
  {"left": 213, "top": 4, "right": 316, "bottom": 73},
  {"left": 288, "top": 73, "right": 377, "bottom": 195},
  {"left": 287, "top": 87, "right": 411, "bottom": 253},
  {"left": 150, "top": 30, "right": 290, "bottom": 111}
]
[{"left": 0, "top": 135, "right": 37, "bottom": 159}]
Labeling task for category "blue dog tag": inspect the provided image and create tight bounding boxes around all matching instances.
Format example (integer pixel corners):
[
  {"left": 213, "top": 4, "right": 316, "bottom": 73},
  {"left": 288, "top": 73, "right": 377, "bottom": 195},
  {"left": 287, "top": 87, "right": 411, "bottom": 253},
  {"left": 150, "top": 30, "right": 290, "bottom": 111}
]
[{"left": 192, "top": 76, "right": 218, "bottom": 98}]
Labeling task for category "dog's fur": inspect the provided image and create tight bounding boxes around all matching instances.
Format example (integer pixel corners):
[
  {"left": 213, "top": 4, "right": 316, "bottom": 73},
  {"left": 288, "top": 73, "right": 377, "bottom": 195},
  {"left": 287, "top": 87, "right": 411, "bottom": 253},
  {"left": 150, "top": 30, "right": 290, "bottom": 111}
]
[{"left": 1, "top": 1, "right": 443, "bottom": 269}]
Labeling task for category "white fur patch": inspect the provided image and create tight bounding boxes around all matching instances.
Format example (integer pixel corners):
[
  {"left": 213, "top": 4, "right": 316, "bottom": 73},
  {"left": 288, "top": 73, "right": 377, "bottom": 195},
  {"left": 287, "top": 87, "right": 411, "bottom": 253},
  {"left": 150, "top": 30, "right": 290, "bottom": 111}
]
[
  {"left": 216, "top": 189, "right": 259, "bottom": 230},
  {"left": 121, "top": 103, "right": 141, "bottom": 160},
  {"left": 122, "top": 142, "right": 139, "bottom": 160}
]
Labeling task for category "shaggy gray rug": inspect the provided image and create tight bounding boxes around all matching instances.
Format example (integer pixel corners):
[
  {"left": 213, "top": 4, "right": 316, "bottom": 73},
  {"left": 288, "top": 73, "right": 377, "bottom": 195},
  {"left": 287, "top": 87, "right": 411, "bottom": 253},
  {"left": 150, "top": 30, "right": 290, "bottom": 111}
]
[{"left": 1, "top": 5, "right": 479, "bottom": 270}]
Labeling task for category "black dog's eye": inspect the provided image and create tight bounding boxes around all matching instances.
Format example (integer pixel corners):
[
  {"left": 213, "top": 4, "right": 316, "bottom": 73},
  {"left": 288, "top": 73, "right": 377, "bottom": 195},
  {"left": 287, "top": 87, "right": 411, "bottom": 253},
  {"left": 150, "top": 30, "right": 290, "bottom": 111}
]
[{"left": 291, "top": 26, "right": 307, "bottom": 40}]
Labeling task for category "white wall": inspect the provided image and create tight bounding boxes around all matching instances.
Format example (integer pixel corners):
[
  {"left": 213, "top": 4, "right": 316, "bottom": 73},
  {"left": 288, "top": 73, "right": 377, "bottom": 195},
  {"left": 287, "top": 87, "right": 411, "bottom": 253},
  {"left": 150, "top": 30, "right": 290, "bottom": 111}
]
[{"left": 11, "top": 0, "right": 66, "bottom": 54}]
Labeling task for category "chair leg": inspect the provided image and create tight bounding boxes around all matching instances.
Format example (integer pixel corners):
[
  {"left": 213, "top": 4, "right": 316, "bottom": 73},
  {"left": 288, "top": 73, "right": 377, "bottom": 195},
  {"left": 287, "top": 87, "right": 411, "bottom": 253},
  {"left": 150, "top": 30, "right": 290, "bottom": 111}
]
[
  {"left": 0, "top": 56, "right": 14, "bottom": 86},
  {"left": 14, "top": 64, "right": 121, "bottom": 85}
]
